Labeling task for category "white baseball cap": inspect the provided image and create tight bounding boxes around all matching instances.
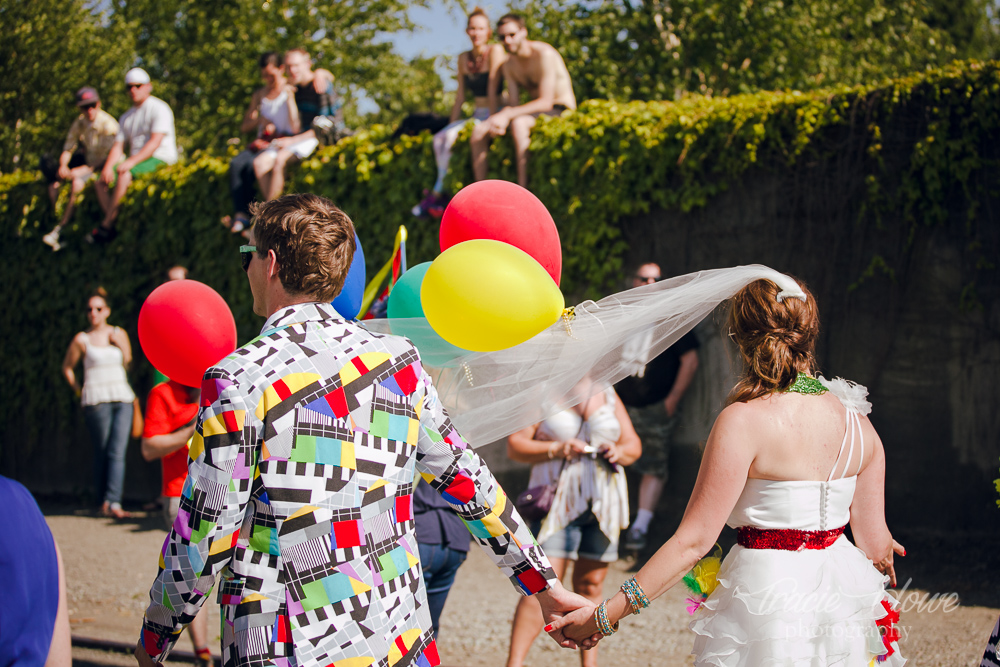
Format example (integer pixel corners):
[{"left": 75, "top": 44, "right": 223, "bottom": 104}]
[{"left": 125, "top": 68, "right": 151, "bottom": 85}]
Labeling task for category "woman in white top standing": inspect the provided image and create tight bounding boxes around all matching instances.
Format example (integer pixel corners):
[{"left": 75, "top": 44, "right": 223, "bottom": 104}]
[
  {"left": 506, "top": 379, "right": 641, "bottom": 667},
  {"left": 62, "top": 288, "right": 136, "bottom": 519},
  {"left": 223, "top": 52, "right": 301, "bottom": 235}
]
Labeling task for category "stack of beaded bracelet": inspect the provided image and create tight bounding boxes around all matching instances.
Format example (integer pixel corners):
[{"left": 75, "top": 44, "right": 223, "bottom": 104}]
[
  {"left": 621, "top": 576, "right": 650, "bottom": 614},
  {"left": 595, "top": 600, "right": 619, "bottom": 637}
]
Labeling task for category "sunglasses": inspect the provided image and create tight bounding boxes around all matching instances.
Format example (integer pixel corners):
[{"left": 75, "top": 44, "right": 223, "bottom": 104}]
[
  {"left": 126, "top": 83, "right": 144, "bottom": 90},
  {"left": 80, "top": 103, "right": 98, "bottom": 110},
  {"left": 635, "top": 275, "right": 661, "bottom": 283},
  {"left": 240, "top": 245, "right": 257, "bottom": 272}
]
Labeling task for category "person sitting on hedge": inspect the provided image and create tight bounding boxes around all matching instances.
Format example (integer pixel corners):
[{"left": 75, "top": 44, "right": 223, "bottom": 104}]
[
  {"left": 252, "top": 48, "right": 347, "bottom": 205},
  {"left": 222, "top": 51, "right": 301, "bottom": 235},
  {"left": 470, "top": 13, "right": 576, "bottom": 189},
  {"left": 412, "top": 6, "right": 507, "bottom": 219},
  {"left": 41, "top": 87, "right": 119, "bottom": 252},
  {"left": 89, "top": 68, "right": 178, "bottom": 245}
]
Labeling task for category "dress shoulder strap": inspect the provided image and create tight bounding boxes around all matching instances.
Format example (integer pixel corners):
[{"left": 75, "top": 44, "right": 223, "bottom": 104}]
[{"left": 819, "top": 376, "right": 871, "bottom": 480}]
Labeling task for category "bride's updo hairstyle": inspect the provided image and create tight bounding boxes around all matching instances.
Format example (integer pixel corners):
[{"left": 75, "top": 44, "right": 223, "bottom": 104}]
[{"left": 727, "top": 277, "right": 819, "bottom": 404}]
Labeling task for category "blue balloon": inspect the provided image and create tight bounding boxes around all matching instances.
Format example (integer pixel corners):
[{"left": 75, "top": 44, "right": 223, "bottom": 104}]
[{"left": 332, "top": 233, "right": 365, "bottom": 319}]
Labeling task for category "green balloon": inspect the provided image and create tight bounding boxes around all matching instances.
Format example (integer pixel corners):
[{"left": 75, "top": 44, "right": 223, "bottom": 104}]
[
  {"left": 387, "top": 262, "right": 469, "bottom": 366},
  {"left": 387, "top": 262, "right": 431, "bottom": 319}
]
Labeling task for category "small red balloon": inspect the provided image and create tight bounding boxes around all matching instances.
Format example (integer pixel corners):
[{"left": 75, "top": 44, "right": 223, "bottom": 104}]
[
  {"left": 138, "top": 280, "right": 238, "bottom": 387},
  {"left": 440, "top": 180, "right": 562, "bottom": 285}
]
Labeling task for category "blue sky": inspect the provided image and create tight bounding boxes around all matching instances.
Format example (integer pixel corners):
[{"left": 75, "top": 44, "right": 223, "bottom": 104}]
[{"left": 390, "top": 0, "right": 507, "bottom": 89}]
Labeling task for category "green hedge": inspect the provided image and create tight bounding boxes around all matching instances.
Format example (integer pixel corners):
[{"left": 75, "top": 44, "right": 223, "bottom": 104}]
[{"left": 1, "top": 59, "right": 997, "bottom": 487}]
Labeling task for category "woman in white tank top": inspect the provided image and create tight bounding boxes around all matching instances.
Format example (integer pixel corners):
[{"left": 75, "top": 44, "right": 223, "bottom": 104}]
[
  {"left": 506, "top": 378, "right": 641, "bottom": 667},
  {"left": 61, "top": 288, "right": 135, "bottom": 519}
]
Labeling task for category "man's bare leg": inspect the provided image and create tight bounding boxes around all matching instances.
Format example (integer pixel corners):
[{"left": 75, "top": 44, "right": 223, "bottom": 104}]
[
  {"left": 510, "top": 114, "right": 537, "bottom": 189},
  {"left": 266, "top": 149, "right": 296, "bottom": 200},
  {"left": 55, "top": 167, "right": 95, "bottom": 229},
  {"left": 101, "top": 169, "right": 132, "bottom": 230},
  {"left": 57, "top": 177, "right": 87, "bottom": 228},
  {"left": 48, "top": 181, "right": 62, "bottom": 208},
  {"left": 253, "top": 151, "right": 276, "bottom": 202},
  {"left": 94, "top": 176, "right": 112, "bottom": 214},
  {"left": 470, "top": 123, "right": 492, "bottom": 182}
]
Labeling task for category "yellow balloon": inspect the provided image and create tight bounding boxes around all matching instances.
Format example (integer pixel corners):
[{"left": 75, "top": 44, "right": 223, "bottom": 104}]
[{"left": 422, "top": 239, "right": 565, "bottom": 352}]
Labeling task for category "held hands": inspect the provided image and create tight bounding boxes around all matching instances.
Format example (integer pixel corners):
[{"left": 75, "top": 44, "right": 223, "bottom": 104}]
[
  {"left": 536, "top": 581, "right": 598, "bottom": 649},
  {"left": 57, "top": 165, "right": 73, "bottom": 181}
]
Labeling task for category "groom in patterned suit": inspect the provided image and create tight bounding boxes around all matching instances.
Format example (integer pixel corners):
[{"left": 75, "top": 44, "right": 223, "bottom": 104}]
[{"left": 135, "top": 194, "right": 593, "bottom": 667}]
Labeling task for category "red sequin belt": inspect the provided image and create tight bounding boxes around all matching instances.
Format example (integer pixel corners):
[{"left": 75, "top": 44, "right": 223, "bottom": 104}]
[{"left": 736, "top": 525, "right": 846, "bottom": 551}]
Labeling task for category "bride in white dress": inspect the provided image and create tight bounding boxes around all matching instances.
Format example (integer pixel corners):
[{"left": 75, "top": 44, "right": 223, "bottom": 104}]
[{"left": 553, "top": 277, "right": 906, "bottom": 665}]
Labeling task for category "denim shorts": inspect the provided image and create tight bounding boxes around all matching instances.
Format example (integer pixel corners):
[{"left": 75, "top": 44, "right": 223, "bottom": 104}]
[{"left": 535, "top": 509, "right": 618, "bottom": 563}]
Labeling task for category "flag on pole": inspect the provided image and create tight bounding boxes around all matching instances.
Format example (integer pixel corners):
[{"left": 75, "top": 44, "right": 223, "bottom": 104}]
[{"left": 359, "top": 226, "right": 407, "bottom": 319}]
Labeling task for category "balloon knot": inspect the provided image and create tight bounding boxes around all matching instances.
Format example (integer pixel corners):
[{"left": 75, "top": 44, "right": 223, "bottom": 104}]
[{"left": 560, "top": 307, "right": 582, "bottom": 340}]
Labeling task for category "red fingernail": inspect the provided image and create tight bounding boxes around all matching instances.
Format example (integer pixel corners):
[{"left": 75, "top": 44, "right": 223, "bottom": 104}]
[
  {"left": 544, "top": 624, "right": 553, "bottom": 632},
  {"left": 902, "top": 550, "right": 906, "bottom": 556}
]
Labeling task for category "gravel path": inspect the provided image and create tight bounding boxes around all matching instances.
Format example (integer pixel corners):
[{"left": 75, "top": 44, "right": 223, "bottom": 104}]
[{"left": 47, "top": 508, "right": 996, "bottom": 666}]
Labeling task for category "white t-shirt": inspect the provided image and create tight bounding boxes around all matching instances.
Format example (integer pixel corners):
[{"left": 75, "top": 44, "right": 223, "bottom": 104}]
[{"left": 116, "top": 96, "right": 178, "bottom": 164}]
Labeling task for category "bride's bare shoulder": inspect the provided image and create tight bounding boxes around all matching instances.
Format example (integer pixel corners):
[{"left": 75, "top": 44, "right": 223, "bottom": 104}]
[{"left": 715, "top": 397, "right": 769, "bottom": 430}]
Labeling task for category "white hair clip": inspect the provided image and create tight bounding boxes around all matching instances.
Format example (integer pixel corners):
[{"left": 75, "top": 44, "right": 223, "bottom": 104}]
[
  {"left": 776, "top": 288, "right": 806, "bottom": 302},
  {"left": 762, "top": 270, "right": 807, "bottom": 302}
]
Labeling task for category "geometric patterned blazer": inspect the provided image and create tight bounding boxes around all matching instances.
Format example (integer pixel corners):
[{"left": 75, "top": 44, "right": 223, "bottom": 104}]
[{"left": 139, "top": 302, "right": 556, "bottom": 667}]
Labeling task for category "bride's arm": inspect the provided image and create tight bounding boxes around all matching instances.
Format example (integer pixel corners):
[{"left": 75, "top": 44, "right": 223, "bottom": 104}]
[
  {"left": 849, "top": 431, "right": 897, "bottom": 581},
  {"left": 563, "top": 403, "right": 758, "bottom": 639}
]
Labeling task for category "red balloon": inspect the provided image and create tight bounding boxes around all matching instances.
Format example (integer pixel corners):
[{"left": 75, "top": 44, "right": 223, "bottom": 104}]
[
  {"left": 440, "top": 180, "right": 562, "bottom": 285},
  {"left": 138, "top": 280, "right": 238, "bottom": 387}
]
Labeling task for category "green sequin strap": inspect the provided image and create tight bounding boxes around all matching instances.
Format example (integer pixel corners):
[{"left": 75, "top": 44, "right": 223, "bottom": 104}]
[{"left": 782, "top": 373, "right": 828, "bottom": 395}]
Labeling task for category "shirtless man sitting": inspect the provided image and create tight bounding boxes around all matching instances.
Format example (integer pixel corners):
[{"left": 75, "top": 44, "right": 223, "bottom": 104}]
[{"left": 470, "top": 13, "right": 576, "bottom": 189}]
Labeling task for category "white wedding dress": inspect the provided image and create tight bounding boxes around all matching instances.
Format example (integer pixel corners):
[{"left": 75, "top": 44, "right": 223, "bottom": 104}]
[{"left": 690, "top": 379, "right": 906, "bottom": 666}]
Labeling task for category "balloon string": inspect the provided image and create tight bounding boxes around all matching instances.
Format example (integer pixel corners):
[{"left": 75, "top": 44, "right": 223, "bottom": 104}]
[{"left": 561, "top": 307, "right": 580, "bottom": 340}]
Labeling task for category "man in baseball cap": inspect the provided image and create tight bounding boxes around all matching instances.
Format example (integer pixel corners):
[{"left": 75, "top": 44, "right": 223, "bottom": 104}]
[
  {"left": 90, "top": 67, "right": 178, "bottom": 244},
  {"left": 41, "top": 86, "right": 120, "bottom": 250}
]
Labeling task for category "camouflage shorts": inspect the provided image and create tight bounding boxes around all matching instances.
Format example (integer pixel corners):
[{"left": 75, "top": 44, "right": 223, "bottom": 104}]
[{"left": 627, "top": 403, "right": 678, "bottom": 480}]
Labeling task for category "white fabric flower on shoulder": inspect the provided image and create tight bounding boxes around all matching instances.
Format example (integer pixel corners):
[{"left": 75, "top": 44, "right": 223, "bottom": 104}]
[{"left": 817, "top": 376, "right": 872, "bottom": 415}]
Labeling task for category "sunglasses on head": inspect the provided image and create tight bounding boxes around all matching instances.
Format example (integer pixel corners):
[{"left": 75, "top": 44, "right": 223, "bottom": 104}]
[{"left": 240, "top": 245, "right": 256, "bottom": 272}]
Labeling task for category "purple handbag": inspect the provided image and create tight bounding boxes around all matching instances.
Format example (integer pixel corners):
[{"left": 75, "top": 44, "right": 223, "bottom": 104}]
[{"left": 514, "top": 460, "right": 566, "bottom": 522}]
